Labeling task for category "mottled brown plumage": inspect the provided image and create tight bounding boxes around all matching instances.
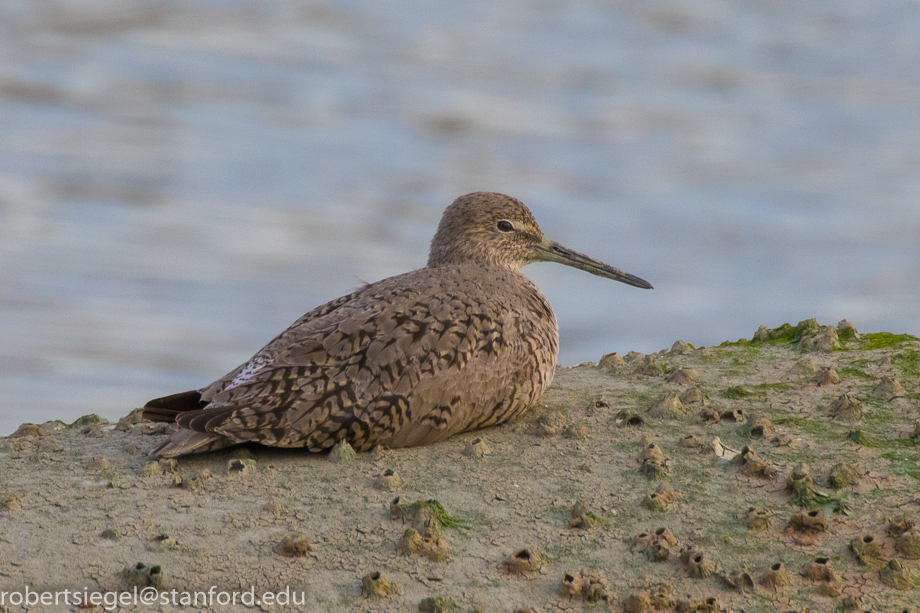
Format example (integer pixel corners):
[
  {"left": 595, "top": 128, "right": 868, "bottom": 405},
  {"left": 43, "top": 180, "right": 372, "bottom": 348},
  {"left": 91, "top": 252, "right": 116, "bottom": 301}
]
[{"left": 143, "top": 192, "right": 652, "bottom": 457}]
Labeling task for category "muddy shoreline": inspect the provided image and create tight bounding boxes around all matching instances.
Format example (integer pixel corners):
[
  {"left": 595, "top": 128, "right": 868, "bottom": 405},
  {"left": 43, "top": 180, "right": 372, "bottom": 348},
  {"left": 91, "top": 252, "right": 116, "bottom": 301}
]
[{"left": 2, "top": 319, "right": 918, "bottom": 612}]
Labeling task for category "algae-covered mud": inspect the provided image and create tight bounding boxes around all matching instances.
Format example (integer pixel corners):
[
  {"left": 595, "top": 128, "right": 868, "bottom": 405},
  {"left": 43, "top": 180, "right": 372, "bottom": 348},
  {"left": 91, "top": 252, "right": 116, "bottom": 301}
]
[{"left": 1, "top": 319, "right": 918, "bottom": 612}]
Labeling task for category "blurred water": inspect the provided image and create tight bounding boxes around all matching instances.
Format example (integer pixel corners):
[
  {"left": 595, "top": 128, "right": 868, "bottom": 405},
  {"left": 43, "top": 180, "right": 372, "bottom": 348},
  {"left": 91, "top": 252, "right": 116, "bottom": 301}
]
[{"left": 1, "top": 0, "right": 919, "bottom": 434}]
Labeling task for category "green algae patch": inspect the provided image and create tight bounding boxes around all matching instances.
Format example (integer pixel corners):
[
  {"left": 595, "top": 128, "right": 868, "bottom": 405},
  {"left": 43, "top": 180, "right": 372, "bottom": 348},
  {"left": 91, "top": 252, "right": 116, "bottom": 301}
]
[
  {"left": 859, "top": 332, "right": 919, "bottom": 351},
  {"left": 882, "top": 450, "right": 920, "bottom": 480},
  {"left": 837, "top": 325, "right": 860, "bottom": 344},
  {"left": 751, "top": 319, "right": 836, "bottom": 344},
  {"left": 785, "top": 466, "right": 848, "bottom": 512},
  {"left": 751, "top": 322, "right": 800, "bottom": 343},
  {"left": 390, "top": 498, "right": 464, "bottom": 529},
  {"left": 717, "top": 338, "right": 750, "bottom": 348},
  {"left": 846, "top": 430, "right": 881, "bottom": 447},
  {"left": 569, "top": 500, "right": 611, "bottom": 528},
  {"left": 773, "top": 416, "right": 832, "bottom": 438},
  {"left": 721, "top": 386, "right": 756, "bottom": 399},
  {"left": 838, "top": 367, "right": 874, "bottom": 381},
  {"left": 749, "top": 319, "right": 846, "bottom": 351},
  {"left": 70, "top": 414, "right": 106, "bottom": 428},
  {"left": 892, "top": 350, "right": 920, "bottom": 377}
]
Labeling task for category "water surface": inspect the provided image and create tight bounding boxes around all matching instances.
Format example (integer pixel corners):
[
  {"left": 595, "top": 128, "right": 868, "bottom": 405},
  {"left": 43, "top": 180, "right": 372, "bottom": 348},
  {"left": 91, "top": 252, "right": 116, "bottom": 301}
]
[{"left": 2, "top": 0, "right": 918, "bottom": 433}]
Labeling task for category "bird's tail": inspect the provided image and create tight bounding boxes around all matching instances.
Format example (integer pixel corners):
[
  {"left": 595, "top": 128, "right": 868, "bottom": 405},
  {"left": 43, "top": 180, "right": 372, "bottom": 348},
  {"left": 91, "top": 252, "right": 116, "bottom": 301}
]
[
  {"left": 148, "top": 428, "right": 235, "bottom": 458},
  {"left": 142, "top": 390, "right": 207, "bottom": 422}
]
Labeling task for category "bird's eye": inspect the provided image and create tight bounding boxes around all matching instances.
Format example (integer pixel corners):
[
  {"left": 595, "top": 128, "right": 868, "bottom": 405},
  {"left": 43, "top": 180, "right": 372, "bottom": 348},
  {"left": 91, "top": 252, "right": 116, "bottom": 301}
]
[{"left": 496, "top": 220, "right": 515, "bottom": 232}]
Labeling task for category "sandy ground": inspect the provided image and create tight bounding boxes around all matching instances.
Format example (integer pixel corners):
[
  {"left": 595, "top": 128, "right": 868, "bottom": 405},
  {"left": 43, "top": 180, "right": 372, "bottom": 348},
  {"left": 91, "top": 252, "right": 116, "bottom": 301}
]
[{"left": 1, "top": 319, "right": 918, "bottom": 613}]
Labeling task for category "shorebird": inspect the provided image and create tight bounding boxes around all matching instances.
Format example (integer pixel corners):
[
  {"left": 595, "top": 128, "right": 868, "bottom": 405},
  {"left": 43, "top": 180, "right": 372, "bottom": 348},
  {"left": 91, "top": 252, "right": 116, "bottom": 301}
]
[{"left": 143, "top": 192, "right": 652, "bottom": 457}]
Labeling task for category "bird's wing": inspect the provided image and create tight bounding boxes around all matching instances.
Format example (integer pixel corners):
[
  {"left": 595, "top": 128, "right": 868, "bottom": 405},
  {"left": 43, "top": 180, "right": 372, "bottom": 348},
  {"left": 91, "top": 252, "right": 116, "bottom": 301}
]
[
  {"left": 196, "top": 287, "right": 367, "bottom": 401},
  {"left": 165, "top": 270, "right": 446, "bottom": 450}
]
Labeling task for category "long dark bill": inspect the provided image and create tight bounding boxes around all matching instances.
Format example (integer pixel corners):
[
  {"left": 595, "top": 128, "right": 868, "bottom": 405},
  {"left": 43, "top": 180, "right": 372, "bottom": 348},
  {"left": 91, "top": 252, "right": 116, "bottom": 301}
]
[{"left": 533, "top": 238, "right": 653, "bottom": 290}]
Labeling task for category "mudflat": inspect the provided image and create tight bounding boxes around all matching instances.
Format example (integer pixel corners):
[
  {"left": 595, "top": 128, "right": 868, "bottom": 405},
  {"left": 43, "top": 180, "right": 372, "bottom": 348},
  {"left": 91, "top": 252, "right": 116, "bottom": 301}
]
[{"left": 2, "top": 319, "right": 918, "bottom": 612}]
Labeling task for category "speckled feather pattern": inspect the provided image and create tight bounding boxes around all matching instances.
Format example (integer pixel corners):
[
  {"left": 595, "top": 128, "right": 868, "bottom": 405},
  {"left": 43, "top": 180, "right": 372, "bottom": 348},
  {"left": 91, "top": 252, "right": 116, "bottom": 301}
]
[{"left": 143, "top": 192, "right": 649, "bottom": 457}]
